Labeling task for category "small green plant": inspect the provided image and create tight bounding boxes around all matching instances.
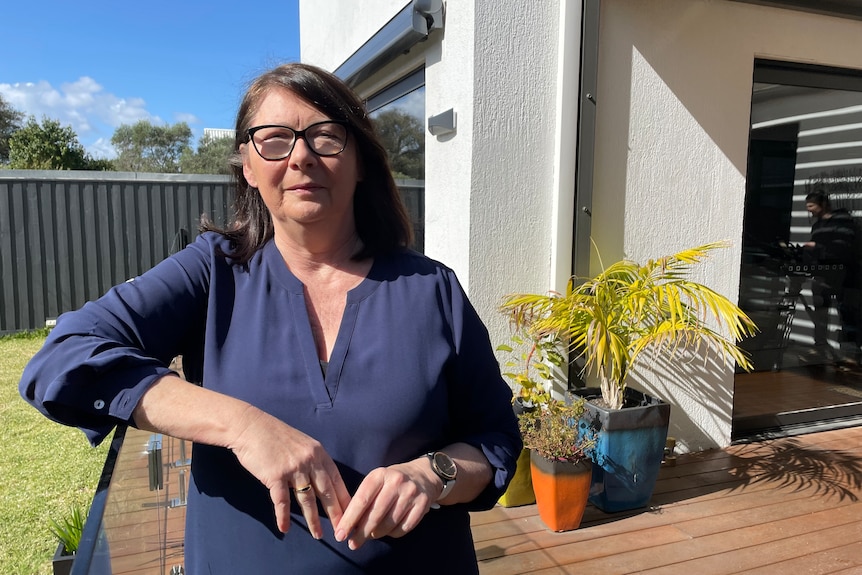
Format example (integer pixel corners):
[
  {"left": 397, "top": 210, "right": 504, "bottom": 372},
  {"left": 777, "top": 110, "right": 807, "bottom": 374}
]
[
  {"left": 497, "top": 332, "right": 566, "bottom": 408},
  {"left": 518, "top": 396, "right": 594, "bottom": 462},
  {"left": 49, "top": 503, "right": 88, "bottom": 554}
]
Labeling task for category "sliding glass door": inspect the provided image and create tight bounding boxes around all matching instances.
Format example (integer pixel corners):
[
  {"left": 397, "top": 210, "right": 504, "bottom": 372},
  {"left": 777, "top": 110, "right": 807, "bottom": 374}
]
[{"left": 735, "top": 60, "right": 862, "bottom": 438}]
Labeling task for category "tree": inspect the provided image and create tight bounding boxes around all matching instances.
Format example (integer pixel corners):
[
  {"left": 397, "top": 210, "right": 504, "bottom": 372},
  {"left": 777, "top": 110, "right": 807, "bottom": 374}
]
[
  {"left": 111, "top": 120, "right": 193, "bottom": 173},
  {"left": 85, "top": 157, "right": 116, "bottom": 171},
  {"left": 180, "top": 133, "right": 235, "bottom": 175},
  {"left": 7, "top": 116, "right": 90, "bottom": 170},
  {"left": 0, "top": 94, "right": 24, "bottom": 162},
  {"left": 372, "top": 109, "right": 424, "bottom": 180}
]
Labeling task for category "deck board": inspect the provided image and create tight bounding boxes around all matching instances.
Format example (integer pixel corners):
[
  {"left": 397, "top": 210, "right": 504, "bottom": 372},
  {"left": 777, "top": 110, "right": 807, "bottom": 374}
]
[
  {"left": 99, "top": 426, "right": 862, "bottom": 574},
  {"left": 473, "top": 426, "right": 862, "bottom": 574}
]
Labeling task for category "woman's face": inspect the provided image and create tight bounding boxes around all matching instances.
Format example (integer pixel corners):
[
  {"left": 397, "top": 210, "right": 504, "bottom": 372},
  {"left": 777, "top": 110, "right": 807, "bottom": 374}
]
[
  {"left": 806, "top": 201, "right": 824, "bottom": 218},
  {"left": 241, "top": 88, "right": 361, "bottom": 237}
]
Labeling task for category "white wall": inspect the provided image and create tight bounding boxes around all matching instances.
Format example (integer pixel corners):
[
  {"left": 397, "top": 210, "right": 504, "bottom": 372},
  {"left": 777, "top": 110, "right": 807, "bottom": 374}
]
[
  {"left": 298, "top": 0, "right": 409, "bottom": 69},
  {"left": 450, "top": 0, "right": 565, "bottom": 338},
  {"left": 299, "top": 0, "right": 571, "bottom": 345},
  {"left": 594, "top": 0, "right": 862, "bottom": 450}
]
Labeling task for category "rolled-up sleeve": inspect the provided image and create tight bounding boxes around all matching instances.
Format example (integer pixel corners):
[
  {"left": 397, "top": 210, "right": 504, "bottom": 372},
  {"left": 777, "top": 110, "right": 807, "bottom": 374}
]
[
  {"left": 444, "top": 271, "right": 522, "bottom": 510},
  {"left": 19, "top": 234, "right": 214, "bottom": 446}
]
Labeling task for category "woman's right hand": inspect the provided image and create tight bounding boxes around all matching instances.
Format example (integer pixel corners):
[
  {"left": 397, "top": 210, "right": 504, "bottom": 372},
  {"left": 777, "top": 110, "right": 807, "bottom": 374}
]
[{"left": 229, "top": 405, "right": 352, "bottom": 538}]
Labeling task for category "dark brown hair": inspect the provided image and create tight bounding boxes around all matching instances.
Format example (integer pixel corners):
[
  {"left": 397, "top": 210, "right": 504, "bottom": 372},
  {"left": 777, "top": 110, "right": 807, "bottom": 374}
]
[
  {"left": 806, "top": 189, "right": 831, "bottom": 211},
  {"left": 202, "top": 63, "right": 413, "bottom": 263}
]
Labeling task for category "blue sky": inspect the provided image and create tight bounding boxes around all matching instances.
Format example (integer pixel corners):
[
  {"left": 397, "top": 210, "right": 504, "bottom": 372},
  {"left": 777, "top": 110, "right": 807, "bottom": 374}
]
[{"left": 0, "top": 0, "right": 301, "bottom": 159}]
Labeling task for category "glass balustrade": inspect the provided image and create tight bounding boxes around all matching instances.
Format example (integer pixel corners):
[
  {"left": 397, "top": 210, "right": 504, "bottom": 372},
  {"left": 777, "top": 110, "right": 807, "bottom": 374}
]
[{"left": 70, "top": 426, "right": 189, "bottom": 575}]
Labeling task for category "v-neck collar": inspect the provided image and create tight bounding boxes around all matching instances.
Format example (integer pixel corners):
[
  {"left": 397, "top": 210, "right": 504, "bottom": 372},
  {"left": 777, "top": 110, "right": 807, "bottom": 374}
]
[{"left": 264, "top": 240, "right": 384, "bottom": 407}]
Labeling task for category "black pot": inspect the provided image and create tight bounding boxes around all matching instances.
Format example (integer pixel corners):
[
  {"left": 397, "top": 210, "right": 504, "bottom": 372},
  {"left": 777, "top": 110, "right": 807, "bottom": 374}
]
[
  {"left": 512, "top": 396, "right": 538, "bottom": 417},
  {"left": 52, "top": 543, "right": 74, "bottom": 575}
]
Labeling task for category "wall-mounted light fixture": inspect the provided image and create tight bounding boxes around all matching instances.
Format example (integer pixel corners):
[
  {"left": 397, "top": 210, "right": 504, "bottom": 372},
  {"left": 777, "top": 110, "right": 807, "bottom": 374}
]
[{"left": 428, "top": 108, "right": 456, "bottom": 136}]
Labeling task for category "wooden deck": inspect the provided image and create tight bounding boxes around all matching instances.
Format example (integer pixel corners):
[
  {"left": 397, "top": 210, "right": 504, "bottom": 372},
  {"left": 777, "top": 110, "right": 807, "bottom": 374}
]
[
  {"left": 472, "top": 426, "right": 862, "bottom": 574},
  {"left": 98, "top": 426, "right": 862, "bottom": 574}
]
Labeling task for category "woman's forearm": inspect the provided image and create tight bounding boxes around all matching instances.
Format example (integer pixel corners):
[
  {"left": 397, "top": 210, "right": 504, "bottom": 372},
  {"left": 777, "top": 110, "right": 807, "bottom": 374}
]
[
  {"left": 131, "top": 374, "right": 257, "bottom": 449},
  {"left": 435, "top": 442, "right": 494, "bottom": 506}
]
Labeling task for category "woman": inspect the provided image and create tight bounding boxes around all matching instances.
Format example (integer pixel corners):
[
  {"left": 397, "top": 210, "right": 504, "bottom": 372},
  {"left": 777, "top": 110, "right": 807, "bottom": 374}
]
[{"left": 19, "top": 63, "right": 521, "bottom": 573}]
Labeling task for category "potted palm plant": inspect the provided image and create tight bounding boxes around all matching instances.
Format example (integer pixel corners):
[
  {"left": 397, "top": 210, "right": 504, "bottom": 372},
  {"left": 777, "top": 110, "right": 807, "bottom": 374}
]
[
  {"left": 501, "top": 242, "right": 757, "bottom": 512},
  {"left": 518, "top": 395, "right": 594, "bottom": 531}
]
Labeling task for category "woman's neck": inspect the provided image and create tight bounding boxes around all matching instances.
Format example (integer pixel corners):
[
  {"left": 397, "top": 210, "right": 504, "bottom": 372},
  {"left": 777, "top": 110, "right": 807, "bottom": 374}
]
[{"left": 274, "top": 227, "right": 365, "bottom": 276}]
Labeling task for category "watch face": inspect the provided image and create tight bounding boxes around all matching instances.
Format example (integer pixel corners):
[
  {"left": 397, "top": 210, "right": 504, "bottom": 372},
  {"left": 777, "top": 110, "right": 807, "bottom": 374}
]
[{"left": 433, "top": 452, "right": 457, "bottom": 480}]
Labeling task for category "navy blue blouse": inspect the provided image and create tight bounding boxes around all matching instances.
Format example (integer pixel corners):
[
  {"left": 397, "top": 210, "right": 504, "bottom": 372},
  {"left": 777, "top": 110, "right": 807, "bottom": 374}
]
[{"left": 20, "top": 233, "right": 521, "bottom": 574}]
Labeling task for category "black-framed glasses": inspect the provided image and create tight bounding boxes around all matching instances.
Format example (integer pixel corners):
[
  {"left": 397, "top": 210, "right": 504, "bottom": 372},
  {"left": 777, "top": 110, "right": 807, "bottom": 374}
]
[{"left": 246, "top": 120, "right": 349, "bottom": 161}]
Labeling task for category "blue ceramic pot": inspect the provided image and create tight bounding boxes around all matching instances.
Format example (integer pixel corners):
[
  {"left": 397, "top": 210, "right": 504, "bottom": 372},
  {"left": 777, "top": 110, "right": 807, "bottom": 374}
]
[{"left": 574, "top": 387, "right": 670, "bottom": 513}]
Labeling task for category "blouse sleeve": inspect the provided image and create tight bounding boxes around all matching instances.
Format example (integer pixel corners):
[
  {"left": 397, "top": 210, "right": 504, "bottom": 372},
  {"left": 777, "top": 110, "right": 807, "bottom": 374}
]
[
  {"left": 18, "top": 234, "right": 215, "bottom": 446},
  {"left": 443, "top": 269, "right": 522, "bottom": 511}
]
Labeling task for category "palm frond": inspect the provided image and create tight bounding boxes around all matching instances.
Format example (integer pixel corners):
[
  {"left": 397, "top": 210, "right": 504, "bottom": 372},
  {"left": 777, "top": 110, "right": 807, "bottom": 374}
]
[{"left": 500, "top": 241, "right": 757, "bottom": 409}]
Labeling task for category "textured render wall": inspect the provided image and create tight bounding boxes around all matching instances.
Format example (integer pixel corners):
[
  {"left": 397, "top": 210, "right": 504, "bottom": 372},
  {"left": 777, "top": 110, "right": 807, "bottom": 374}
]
[
  {"left": 594, "top": 0, "right": 862, "bottom": 450},
  {"left": 421, "top": 2, "right": 474, "bottom": 291},
  {"left": 298, "top": 0, "right": 407, "bottom": 69},
  {"left": 460, "top": 1, "right": 562, "bottom": 339},
  {"left": 300, "top": 0, "right": 566, "bottom": 337}
]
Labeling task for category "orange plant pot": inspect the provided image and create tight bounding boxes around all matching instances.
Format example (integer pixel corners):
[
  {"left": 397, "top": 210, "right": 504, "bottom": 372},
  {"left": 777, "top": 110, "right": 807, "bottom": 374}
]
[{"left": 530, "top": 451, "right": 592, "bottom": 532}]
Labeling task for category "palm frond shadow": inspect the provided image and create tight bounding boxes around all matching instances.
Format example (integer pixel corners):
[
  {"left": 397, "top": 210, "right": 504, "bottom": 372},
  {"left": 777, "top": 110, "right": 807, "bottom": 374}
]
[
  {"left": 581, "top": 436, "right": 861, "bottom": 528},
  {"left": 727, "top": 438, "right": 862, "bottom": 502},
  {"left": 571, "top": 349, "right": 862, "bottom": 524}
]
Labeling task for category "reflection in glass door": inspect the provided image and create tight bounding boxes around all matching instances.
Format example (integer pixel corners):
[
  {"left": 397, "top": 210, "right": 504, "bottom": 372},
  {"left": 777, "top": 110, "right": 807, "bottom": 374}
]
[{"left": 735, "top": 60, "right": 862, "bottom": 439}]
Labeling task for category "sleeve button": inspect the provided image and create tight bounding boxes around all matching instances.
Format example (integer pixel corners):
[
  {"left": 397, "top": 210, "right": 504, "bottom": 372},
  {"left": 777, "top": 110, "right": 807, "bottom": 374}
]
[{"left": 94, "top": 399, "right": 105, "bottom": 409}]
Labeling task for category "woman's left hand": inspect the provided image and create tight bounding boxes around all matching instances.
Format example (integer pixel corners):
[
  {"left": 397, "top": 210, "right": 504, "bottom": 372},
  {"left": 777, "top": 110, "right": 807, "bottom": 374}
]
[{"left": 333, "top": 458, "right": 439, "bottom": 550}]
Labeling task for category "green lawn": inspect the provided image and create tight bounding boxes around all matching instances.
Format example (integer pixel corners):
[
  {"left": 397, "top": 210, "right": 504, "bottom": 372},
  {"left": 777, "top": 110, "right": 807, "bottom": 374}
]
[{"left": 0, "top": 332, "right": 110, "bottom": 575}]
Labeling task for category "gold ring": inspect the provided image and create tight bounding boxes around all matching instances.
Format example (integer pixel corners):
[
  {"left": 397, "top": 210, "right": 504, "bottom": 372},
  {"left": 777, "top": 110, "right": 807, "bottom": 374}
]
[{"left": 295, "top": 484, "right": 313, "bottom": 494}]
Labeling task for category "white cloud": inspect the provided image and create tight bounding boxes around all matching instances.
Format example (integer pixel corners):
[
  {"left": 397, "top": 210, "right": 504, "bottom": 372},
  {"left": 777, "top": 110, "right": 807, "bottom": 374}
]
[
  {"left": 88, "top": 138, "right": 117, "bottom": 161},
  {"left": 175, "top": 112, "right": 200, "bottom": 125},
  {"left": 0, "top": 77, "right": 152, "bottom": 133},
  {"left": 371, "top": 87, "right": 425, "bottom": 120},
  {"left": 0, "top": 77, "right": 164, "bottom": 158},
  {"left": 0, "top": 76, "right": 211, "bottom": 159}
]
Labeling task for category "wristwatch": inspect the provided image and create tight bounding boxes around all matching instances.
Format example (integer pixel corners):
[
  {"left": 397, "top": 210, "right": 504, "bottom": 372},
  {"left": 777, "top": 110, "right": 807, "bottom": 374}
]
[{"left": 425, "top": 451, "right": 457, "bottom": 508}]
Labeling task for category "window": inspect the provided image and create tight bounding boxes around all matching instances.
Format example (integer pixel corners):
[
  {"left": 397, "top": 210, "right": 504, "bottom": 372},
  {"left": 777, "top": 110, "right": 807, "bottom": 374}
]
[{"left": 367, "top": 69, "right": 425, "bottom": 252}]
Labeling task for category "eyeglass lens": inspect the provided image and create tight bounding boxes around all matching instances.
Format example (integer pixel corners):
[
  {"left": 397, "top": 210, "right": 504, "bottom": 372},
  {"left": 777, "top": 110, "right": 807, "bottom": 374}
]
[{"left": 250, "top": 122, "right": 347, "bottom": 160}]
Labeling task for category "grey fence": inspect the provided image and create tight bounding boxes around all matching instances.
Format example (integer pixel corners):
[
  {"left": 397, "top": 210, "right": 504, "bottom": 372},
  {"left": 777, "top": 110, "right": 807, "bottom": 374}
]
[
  {"left": 396, "top": 179, "right": 424, "bottom": 253},
  {"left": 0, "top": 170, "right": 231, "bottom": 334},
  {"left": 1, "top": 171, "right": 425, "bottom": 335}
]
